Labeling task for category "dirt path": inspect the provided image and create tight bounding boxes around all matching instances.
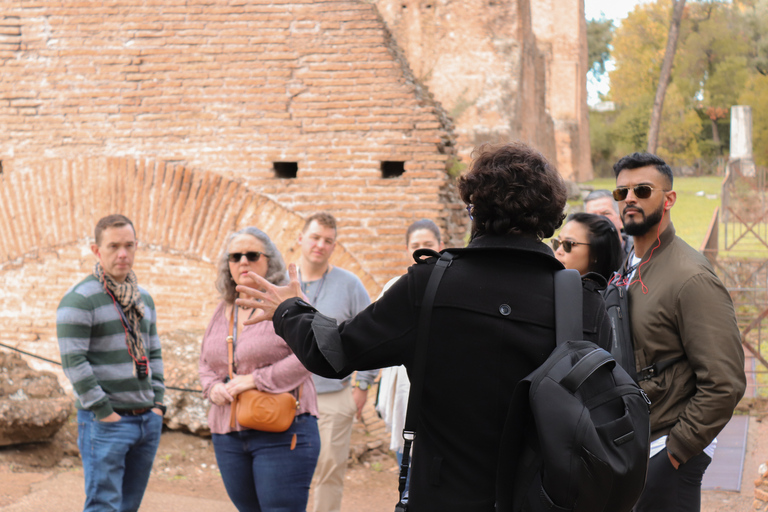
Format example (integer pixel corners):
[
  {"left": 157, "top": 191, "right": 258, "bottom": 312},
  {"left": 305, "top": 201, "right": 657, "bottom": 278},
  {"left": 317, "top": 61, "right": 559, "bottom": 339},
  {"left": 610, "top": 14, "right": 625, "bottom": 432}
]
[{"left": 1, "top": 413, "right": 765, "bottom": 511}]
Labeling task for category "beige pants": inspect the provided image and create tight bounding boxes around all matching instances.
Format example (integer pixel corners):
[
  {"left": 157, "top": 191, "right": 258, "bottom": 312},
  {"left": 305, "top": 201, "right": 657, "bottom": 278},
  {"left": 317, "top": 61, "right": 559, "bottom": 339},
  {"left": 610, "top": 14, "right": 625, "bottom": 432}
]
[{"left": 312, "top": 388, "right": 357, "bottom": 512}]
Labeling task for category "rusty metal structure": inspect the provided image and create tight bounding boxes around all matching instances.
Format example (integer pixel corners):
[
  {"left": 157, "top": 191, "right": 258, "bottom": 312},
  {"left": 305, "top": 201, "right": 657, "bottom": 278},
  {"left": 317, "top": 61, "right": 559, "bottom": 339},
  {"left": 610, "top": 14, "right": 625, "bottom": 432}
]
[{"left": 702, "top": 160, "right": 768, "bottom": 397}]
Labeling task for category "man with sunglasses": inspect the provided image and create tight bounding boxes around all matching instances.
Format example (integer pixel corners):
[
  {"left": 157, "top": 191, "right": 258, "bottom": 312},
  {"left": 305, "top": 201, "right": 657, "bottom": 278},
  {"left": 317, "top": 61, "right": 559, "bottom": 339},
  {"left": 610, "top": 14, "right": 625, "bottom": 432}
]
[
  {"left": 612, "top": 153, "right": 745, "bottom": 512},
  {"left": 296, "top": 212, "right": 377, "bottom": 512},
  {"left": 57, "top": 214, "right": 165, "bottom": 512}
]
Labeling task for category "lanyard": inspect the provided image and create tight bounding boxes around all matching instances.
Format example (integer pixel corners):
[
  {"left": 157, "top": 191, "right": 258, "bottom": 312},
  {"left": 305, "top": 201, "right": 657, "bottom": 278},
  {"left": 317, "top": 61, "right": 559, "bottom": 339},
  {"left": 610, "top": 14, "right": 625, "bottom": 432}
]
[{"left": 299, "top": 267, "right": 329, "bottom": 304}]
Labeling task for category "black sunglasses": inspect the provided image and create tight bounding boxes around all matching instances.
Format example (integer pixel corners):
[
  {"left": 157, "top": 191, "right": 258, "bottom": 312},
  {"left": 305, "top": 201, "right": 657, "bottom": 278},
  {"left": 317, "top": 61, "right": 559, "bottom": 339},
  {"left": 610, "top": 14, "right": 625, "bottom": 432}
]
[
  {"left": 612, "top": 185, "right": 666, "bottom": 201},
  {"left": 552, "top": 238, "right": 590, "bottom": 253},
  {"left": 228, "top": 251, "right": 267, "bottom": 263}
]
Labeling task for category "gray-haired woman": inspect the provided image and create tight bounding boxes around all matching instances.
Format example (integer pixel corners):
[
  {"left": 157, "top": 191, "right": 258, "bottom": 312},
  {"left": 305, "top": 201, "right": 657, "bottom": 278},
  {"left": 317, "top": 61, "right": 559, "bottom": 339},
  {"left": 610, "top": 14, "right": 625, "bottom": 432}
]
[{"left": 198, "top": 227, "right": 320, "bottom": 512}]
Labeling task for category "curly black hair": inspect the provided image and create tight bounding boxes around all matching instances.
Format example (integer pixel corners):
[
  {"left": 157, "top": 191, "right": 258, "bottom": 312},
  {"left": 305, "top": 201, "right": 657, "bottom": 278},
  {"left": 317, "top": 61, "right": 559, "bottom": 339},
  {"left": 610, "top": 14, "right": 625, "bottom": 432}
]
[{"left": 458, "top": 142, "right": 567, "bottom": 240}]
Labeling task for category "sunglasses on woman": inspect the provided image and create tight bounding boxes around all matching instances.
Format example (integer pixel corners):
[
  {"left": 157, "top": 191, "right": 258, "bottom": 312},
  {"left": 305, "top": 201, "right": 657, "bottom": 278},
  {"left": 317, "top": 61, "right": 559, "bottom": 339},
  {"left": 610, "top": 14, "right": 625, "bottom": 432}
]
[
  {"left": 551, "top": 239, "right": 590, "bottom": 253},
  {"left": 612, "top": 185, "right": 667, "bottom": 201},
  {"left": 228, "top": 251, "right": 267, "bottom": 263}
]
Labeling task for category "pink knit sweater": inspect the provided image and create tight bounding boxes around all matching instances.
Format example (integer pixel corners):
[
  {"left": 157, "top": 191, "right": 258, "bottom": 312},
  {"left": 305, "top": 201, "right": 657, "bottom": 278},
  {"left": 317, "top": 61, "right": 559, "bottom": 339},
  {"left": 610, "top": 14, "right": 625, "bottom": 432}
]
[{"left": 198, "top": 301, "right": 318, "bottom": 434}]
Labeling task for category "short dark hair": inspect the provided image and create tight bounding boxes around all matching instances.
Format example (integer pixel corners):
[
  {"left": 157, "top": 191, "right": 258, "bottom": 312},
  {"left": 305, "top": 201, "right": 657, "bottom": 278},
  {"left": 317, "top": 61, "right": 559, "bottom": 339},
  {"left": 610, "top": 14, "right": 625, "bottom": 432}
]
[
  {"left": 94, "top": 214, "right": 135, "bottom": 245},
  {"left": 303, "top": 212, "right": 337, "bottom": 234},
  {"left": 613, "top": 152, "right": 673, "bottom": 188},
  {"left": 405, "top": 219, "right": 441, "bottom": 246},
  {"left": 566, "top": 212, "right": 622, "bottom": 280},
  {"left": 458, "top": 142, "right": 567, "bottom": 239}
]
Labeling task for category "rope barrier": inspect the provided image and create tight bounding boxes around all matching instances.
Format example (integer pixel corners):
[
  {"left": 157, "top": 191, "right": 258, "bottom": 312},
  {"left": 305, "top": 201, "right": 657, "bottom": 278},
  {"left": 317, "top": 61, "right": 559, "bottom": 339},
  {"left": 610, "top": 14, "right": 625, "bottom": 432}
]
[{"left": 0, "top": 341, "right": 203, "bottom": 394}]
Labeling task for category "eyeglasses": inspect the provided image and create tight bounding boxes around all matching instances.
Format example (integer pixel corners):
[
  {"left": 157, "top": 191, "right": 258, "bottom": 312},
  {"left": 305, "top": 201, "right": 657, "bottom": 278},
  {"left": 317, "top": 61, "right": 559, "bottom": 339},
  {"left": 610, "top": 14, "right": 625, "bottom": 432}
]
[
  {"left": 612, "top": 185, "right": 667, "bottom": 201},
  {"left": 466, "top": 204, "right": 474, "bottom": 220},
  {"left": 551, "top": 239, "right": 590, "bottom": 253},
  {"left": 228, "top": 251, "right": 267, "bottom": 263}
]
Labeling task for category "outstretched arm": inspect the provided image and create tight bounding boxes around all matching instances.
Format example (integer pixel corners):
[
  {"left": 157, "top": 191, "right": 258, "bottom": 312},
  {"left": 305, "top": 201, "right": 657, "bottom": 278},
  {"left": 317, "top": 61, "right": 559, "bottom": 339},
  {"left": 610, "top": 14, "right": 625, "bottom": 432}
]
[{"left": 236, "top": 263, "right": 304, "bottom": 325}]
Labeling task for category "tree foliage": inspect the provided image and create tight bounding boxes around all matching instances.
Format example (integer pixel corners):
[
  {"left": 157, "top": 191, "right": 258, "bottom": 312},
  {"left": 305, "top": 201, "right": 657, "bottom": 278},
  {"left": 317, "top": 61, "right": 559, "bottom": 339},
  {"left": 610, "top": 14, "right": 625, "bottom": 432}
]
[
  {"left": 591, "top": 0, "right": 768, "bottom": 174},
  {"left": 587, "top": 18, "right": 614, "bottom": 81}
]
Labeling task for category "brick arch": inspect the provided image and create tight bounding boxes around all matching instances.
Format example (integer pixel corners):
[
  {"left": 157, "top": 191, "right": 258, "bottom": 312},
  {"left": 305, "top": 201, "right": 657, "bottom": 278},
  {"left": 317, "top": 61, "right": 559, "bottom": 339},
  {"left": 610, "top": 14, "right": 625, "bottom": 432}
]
[
  {"left": 0, "top": 157, "right": 378, "bottom": 293},
  {"left": 0, "top": 158, "right": 379, "bottom": 375}
]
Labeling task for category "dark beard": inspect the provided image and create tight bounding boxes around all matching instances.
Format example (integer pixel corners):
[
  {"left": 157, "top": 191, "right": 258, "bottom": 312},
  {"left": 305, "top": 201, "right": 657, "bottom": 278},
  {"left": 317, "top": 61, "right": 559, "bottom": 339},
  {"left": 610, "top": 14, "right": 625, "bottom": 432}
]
[{"left": 623, "top": 202, "right": 664, "bottom": 237}]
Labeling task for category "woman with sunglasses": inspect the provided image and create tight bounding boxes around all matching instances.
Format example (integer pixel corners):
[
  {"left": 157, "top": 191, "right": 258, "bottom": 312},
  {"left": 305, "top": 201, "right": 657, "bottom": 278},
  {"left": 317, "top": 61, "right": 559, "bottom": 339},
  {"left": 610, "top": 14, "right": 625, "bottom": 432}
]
[
  {"left": 198, "top": 226, "right": 320, "bottom": 512},
  {"left": 552, "top": 212, "right": 622, "bottom": 280}
]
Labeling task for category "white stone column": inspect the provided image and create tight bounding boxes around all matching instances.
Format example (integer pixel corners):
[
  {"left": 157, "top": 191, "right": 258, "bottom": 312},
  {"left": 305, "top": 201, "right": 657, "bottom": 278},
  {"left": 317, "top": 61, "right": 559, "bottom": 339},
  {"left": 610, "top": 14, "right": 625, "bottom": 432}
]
[{"left": 730, "top": 105, "right": 755, "bottom": 177}]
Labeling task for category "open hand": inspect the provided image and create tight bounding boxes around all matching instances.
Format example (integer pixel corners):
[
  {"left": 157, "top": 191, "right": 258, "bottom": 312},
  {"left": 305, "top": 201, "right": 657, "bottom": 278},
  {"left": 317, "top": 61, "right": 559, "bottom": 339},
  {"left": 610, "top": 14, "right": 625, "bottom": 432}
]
[{"left": 236, "top": 263, "right": 303, "bottom": 325}]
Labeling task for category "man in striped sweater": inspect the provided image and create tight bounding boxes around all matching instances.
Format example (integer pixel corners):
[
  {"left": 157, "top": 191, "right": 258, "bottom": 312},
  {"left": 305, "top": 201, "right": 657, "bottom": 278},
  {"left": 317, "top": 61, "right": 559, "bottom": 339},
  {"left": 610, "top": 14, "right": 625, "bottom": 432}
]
[{"left": 57, "top": 214, "right": 165, "bottom": 512}]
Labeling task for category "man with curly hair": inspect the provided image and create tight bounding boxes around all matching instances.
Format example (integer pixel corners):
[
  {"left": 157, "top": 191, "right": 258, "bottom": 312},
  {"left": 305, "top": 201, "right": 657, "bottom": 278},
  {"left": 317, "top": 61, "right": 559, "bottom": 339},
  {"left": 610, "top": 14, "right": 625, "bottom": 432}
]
[{"left": 237, "top": 142, "right": 612, "bottom": 511}]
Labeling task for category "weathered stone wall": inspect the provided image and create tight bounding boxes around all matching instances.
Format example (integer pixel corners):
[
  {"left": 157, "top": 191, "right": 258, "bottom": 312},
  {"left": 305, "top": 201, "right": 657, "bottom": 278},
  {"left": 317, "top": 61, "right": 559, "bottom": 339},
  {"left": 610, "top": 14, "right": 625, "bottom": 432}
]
[
  {"left": 530, "top": 0, "right": 592, "bottom": 181},
  {"left": 0, "top": 0, "right": 466, "bottom": 288},
  {"left": 373, "top": 0, "right": 591, "bottom": 180}
]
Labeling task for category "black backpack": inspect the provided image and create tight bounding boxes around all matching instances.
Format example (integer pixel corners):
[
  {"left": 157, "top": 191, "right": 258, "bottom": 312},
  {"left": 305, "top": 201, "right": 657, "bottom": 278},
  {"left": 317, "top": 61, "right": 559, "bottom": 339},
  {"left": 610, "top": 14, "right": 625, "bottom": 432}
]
[
  {"left": 602, "top": 268, "right": 686, "bottom": 383},
  {"left": 495, "top": 269, "right": 651, "bottom": 512},
  {"left": 601, "top": 277, "right": 637, "bottom": 381}
]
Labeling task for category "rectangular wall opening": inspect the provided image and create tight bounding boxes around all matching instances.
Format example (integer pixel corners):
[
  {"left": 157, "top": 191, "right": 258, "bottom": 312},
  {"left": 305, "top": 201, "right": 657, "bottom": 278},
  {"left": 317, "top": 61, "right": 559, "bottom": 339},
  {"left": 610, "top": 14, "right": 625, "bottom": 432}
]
[
  {"left": 273, "top": 162, "right": 298, "bottom": 179},
  {"left": 381, "top": 161, "right": 405, "bottom": 178}
]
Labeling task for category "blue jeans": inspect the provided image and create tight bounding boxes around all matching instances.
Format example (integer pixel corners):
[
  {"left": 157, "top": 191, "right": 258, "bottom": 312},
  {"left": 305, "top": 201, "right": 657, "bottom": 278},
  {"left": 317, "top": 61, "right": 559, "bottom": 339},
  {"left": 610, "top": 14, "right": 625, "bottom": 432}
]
[
  {"left": 212, "top": 414, "right": 320, "bottom": 512},
  {"left": 77, "top": 408, "right": 163, "bottom": 512}
]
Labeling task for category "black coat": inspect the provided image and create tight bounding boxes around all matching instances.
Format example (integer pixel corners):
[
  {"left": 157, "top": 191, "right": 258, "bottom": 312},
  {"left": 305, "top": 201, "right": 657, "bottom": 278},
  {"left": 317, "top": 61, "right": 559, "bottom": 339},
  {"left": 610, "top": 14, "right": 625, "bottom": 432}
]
[{"left": 274, "top": 233, "right": 612, "bottom": 512}]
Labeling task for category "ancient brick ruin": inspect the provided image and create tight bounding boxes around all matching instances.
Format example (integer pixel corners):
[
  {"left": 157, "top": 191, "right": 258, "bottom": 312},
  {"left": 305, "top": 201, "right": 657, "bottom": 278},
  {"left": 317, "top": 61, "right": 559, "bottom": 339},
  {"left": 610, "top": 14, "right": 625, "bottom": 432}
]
[
  {"left": 0, "top": 0, "right": 589, "bottom": 374},
  {"left": 374, "top": 0, "right": 591, "bottom": 180}
]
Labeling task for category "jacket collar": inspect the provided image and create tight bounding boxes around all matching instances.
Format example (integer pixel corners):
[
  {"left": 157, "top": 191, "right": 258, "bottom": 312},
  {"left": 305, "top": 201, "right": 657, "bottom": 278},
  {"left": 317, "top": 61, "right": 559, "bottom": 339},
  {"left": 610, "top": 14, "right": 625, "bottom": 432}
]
[
  {"left": 636, "top": 223, "right": 676, "bottom": 263},
  {"left": 446, "top": 233, "right": 564, "bottom": 269}
]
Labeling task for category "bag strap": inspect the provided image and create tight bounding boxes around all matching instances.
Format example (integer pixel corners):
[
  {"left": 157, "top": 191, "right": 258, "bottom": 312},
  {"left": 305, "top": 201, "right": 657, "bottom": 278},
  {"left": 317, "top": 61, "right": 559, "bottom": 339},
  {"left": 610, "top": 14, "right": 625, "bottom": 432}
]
[
  {"left": 554, "top": 269, "right": 583, "bottom": 345},
  {"left": 228, "top": 307, "right": 238, "bottom": 429},
  {"left": 396, "top": 251, "right": 454, "bottom": 506}
]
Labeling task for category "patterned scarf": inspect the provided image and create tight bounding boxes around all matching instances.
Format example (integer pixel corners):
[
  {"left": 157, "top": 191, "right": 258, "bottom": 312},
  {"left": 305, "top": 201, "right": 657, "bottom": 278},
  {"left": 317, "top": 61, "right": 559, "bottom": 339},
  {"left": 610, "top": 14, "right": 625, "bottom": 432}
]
[{"left": 94, "top": 262, "right": 146, "bottom": 365}]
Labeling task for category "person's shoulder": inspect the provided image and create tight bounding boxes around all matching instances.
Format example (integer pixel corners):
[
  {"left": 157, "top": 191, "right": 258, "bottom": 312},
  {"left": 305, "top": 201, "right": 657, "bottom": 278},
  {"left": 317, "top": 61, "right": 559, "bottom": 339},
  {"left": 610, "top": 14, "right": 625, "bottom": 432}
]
[
  {"left": 329, "top": 265, "right": 365, "bottom": 286},
  {"left": 59, "top": 275, "right": 104, "bottom": 307},
  {"left": 139, "top": 286, "right": 156, "bottom": 309},
  {"left": 668, "top": 235, "right": 715, "bottom": 276}
]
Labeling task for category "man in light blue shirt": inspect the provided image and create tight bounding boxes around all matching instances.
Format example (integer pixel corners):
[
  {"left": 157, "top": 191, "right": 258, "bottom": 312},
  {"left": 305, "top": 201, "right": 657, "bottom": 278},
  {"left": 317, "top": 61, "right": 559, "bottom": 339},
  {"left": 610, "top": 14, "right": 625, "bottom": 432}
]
[{"left": 296, "top": 212, "right": 377, "bottom": 512}]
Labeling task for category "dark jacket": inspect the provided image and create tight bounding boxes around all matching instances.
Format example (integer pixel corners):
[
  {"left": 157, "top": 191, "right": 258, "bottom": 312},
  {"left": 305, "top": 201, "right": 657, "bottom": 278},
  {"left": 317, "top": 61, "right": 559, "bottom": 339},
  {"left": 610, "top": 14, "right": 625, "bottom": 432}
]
[
  {"left": 274, "top": 233, "right": 611, "bottom": 511},
  {"left": 628, "top": 224, "right": 745, "bottom": 463}
]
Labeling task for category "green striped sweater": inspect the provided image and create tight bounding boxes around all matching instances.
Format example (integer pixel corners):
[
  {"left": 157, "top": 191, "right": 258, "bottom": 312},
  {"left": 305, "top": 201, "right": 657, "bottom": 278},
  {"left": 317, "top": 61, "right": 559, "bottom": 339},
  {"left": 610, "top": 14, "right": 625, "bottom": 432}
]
[{"left": 56, "top": 275, "right": 164, "bottom": 419}]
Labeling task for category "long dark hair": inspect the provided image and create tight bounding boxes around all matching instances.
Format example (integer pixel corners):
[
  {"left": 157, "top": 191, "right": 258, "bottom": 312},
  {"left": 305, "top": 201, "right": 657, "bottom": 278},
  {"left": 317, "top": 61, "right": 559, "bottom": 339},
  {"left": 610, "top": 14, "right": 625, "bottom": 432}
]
[{"left": 566, "top": 212, "right": 622, "bottom": 280}]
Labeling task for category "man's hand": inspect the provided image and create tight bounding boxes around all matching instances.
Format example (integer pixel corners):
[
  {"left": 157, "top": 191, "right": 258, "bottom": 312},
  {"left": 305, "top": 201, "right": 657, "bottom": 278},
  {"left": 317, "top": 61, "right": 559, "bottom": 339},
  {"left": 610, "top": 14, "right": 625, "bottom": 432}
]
[
  {"left": 667, "top": 450, "right": 681, "bottom": 470},
  {"left": 209, "top": 382, "right": 235, "bottom": 406},
  {"left": 352, "top": 387, "right": 368, "bottom": 420},
  {"left": 237, "top": 263, "right": 303, "bottom": 325},
  {"left": 151, "top": 407, "right": 164, "bottom": 417},
  {"left": 99, "top": 412, "right": 121, "bottom": 422}
]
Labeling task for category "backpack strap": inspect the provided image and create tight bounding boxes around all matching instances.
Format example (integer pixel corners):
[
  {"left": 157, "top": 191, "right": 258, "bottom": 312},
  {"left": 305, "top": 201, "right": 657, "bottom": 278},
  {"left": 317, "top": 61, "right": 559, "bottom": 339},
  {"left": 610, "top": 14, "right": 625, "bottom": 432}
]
[
  {"left": 396, "top": 251, "right": 454, "bottom": 509},
  {"left": 554, "top": 269, "right": 583, "bottom": 345}
]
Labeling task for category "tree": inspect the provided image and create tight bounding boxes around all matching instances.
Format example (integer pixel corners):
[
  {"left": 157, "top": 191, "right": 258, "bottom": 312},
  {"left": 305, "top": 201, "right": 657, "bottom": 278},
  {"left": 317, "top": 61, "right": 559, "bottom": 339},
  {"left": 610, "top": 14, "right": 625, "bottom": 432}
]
[
  {"left": 647, "top": 0, "right": 686, "bottom": 154},
  {"left": 739, "top": 74, "right": 768, "bottom": 167},
  {"left": 587, "top": 18, "right": 614, "bottom": 82}
]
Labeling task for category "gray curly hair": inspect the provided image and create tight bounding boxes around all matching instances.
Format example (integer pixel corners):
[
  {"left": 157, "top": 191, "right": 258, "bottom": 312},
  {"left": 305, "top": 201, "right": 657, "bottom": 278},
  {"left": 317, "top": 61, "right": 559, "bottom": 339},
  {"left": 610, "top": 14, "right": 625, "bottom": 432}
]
[{"left": 216, "top": 227, "right": 289, "bottom": 304}]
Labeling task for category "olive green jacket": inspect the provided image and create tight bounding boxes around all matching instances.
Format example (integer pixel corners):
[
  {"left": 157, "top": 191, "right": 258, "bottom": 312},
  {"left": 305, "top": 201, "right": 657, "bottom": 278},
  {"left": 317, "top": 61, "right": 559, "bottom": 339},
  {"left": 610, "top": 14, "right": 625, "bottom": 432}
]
[{"left": 628, "top": 223, "right": 745, "bottom": 464}]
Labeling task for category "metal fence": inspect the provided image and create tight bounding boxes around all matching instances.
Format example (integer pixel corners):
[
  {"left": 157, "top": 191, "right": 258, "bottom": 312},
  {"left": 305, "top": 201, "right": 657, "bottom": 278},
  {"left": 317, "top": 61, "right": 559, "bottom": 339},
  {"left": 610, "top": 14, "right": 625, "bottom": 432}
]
[{"left": 702, "top": 160, "right": 768, "bottom": 397}]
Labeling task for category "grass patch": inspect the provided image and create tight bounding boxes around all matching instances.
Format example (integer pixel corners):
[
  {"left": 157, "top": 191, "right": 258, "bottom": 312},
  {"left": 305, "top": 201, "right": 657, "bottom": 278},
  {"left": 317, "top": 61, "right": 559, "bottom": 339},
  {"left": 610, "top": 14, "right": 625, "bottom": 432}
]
[{"left": 580, "top": 176, "right": 723, "bottom": 250}]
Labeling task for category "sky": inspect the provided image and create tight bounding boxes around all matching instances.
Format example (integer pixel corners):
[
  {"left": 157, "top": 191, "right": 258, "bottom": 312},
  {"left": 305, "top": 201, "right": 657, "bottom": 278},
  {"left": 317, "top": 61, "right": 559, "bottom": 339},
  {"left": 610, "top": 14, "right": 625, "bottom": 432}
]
[
  {"left": 585, "top": 0, "right": 648, "bottom": 22},
  {"left": 584, "top": 0, "right": 649, "bottom": 105}
]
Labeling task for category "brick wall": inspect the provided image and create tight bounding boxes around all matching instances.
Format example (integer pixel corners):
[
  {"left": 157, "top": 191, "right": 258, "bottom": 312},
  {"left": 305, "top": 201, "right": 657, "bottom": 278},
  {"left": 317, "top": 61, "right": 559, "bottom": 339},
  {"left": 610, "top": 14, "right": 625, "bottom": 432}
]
[
  {"left": 0, "top": 157, "right": 379, "bottom": 368},
  {"left": 530, "top": 0, "right": 592, "bottom": 181},
  {"left": 0, "top": 0, "right": 466, "bottom": 289},
  {"left": 374, "top": 0, "right": 591, "bottom": 181}
]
